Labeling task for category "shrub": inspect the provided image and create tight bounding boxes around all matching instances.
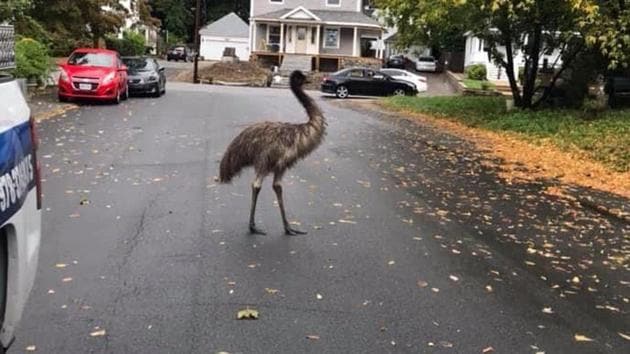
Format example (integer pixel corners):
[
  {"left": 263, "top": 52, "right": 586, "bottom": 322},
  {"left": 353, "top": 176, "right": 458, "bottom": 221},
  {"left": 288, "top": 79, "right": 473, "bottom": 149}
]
[
  {"left": 105, "top": 31, "right": 146, "bottom": 56},
  {"left": 465, "top": 64, "right": 487, "bottom": 80},
  {"left": 14, "top": 38, "right": 50, "bottom": 85}
]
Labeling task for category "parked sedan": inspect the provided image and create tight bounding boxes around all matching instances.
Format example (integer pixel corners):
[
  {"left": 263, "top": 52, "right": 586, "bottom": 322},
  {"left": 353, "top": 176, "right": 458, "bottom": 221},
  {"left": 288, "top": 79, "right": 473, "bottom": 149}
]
[
  {"left": 122, "top": 56, "right": 166, "bottom": 97},
  {"left": 321, "top": 68, "right": 417, "bottom": 99},
  {"left": 381, "top": 68, "right": 428, "bottom": 93},
  {"left": 386, "top": 55, "right": 406, "bottom": 69},
  {"left": 58, "top": 48, "right": 128, "bottom": 104},
  {"left": 416, "top": 56, "right": 439, "bottom": 72}
]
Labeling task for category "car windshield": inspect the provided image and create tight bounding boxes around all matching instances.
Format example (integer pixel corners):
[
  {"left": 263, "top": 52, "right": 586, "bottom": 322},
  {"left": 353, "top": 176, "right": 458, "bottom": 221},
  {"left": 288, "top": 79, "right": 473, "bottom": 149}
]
[
  {"left": 123, "top": 58, "right": 154, "bottom": 72},
  {"left": 68, "top": 52, "right": 114, "bottom": 67},
  {"left": 418, "top": 57, "right": 435, "bottom": 62}
]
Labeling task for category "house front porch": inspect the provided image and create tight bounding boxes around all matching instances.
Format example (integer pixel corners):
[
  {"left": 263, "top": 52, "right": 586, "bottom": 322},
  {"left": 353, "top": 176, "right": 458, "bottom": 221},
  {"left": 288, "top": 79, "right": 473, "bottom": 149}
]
[{"left": 249, "top": 7, "right": 384, "bottom": 72}]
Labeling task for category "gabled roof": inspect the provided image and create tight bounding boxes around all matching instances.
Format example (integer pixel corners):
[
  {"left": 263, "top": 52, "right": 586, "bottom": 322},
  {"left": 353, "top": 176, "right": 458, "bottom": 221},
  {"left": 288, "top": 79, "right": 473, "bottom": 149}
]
[
  {"left": 200, "top": 12, "right": 249, "bottom": 38},
  {"left": 254, "top": 8, "right": 382, "bottom": 28}
]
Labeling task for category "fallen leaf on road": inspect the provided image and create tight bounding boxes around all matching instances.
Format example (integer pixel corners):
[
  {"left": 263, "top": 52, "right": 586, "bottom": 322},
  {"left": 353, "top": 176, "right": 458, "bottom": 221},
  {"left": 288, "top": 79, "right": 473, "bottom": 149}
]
[
  {"left": 431, "top": 288, "right": 440, "bottom": 293},
  {"left": 438, "top": 341, "right": 453, "bottom": 348},
  {"left": 47, "top": 289, "right": 55, "bottom": 294},
  {"left": 542, "top": 307, "right": 554, "bottom": 314},
  {"left": 618, "top": 332, "right": 630, "bottom": 341},
  {"left": 316, "top": 293, "right": 323, "bottom": 300},
  {"left": 388, "top": 260, "right": 395, "bottom": 266},
  {"left": 62, "top": 277, "right": 73, "bottom": 283},
  {"left": 236, "top": 308, "right": 259, "bottom": 320},
  {"left": 55, "top": 263, "right": 67, "bottom": 268},
  {"left": 417, "top": 280, "right": 429, "bottom": 288},
  {"left": 574, "top": 334, "right": 594, "bottom": 342},
  {"left": 26, "top": 345, "right": 36, "bottom": 351},
  {"left": 79, "top": 198, "right": 90, "bottom": 206},
  {"left": 306, "top": 335, "right": 320, "bottom": 340},
  {"left": 338, "top": 219, "right": 357, "bottom": 224},
  {"left": 449, "top": 275, "right": 460, "bottom": 282},
  {"left": 571, "top": 276, "right": 581, "bottom": 284},
  {"left": 90, "top": 329, "right": 106, "bottom": 337},
  {"left": 265, "top": 288, "right": 279, "bottom": 295},
  {"left": 482, "top": 346, "right": 494, "bottom": 353},
  {"left": 485, "top": 285, "right": 493, "bottom": 292}
]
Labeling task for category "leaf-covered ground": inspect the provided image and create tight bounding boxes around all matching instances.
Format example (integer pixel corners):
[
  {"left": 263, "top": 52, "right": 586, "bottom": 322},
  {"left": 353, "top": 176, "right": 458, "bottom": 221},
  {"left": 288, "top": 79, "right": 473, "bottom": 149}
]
[{"left": 383, "top": 96, "right": 630, "bottom": 173}]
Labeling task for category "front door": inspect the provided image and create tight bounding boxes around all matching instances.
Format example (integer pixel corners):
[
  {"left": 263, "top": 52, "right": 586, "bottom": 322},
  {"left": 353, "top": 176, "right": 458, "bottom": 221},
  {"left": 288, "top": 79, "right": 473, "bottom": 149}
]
[{"left": 296, "top": 26, "right": 307, "bottom": 53}]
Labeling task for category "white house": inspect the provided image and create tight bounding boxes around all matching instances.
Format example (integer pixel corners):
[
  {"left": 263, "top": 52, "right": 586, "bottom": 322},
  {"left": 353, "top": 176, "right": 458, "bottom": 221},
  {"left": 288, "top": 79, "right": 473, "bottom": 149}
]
[
  {"left": 199, "top": 13, "right": 250, "bottom": 61},
  {"left": 464, "top": 32, "right": 563, "bottom": 82},
  {"left": 104, "top": 0, "right": 159, "bottom": 54}
]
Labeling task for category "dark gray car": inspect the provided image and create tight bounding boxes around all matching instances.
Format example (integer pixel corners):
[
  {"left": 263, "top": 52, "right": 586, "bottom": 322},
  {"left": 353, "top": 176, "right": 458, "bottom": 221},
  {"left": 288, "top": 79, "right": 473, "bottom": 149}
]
[{"left": 122, "top": 57, "right": 166, "bottom": 97}]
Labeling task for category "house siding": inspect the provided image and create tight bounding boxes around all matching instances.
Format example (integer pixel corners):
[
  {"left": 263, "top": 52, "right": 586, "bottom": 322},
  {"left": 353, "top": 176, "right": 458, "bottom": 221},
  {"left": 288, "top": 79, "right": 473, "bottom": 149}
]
[
  {"left": 320, "top": 27, "right": 353, "bottom": 55},
  {"left": 252, "top": 0, "right": 360, "bottom": 17}
]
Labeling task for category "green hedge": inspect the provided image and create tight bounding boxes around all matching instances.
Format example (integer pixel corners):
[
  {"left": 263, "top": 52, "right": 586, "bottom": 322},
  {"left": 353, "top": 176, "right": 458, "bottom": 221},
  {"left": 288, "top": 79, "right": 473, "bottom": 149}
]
[
  {"left": 14, "top": 38, "right": 50, "bottom": 84},
  {"left": 465, "top": 64, "right": 487, "bottom": 81},
  {"left": 105, "top": 31, "right": 146, "bottom": 56}
]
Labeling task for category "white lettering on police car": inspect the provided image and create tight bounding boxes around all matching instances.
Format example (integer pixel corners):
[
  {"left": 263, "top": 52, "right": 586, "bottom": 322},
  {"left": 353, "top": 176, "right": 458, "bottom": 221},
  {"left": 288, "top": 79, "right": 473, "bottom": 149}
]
[{"left": 0, "top": 154, "right": 34, "bottom": 212}]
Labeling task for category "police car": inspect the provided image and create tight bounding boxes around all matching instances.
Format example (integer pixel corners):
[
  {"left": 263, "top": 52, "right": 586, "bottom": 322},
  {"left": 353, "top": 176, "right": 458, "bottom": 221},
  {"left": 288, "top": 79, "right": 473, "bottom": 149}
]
[{"left": 0, "top": 25, "right": 42, "bottom": 353}]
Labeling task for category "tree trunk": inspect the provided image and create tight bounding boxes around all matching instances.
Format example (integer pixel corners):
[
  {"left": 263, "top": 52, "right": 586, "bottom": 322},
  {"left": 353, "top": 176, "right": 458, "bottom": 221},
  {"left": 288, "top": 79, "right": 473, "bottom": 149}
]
[
  {"left": 503, "top": 36, "right": 522, "bottom": 107},
  {"left": 521, "top": 25, "right": 543, "bottom": 108}
]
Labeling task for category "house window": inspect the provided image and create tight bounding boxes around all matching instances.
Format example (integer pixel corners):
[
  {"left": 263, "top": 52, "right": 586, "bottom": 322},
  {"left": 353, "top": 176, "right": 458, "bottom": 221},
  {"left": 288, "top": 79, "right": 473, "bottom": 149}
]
[
  {"left": 323, "top": 27, "right": 339, "bottom": 48},
  {"left": 327, "top": 0, "right": 341, "bottom": 6},
  {"left": 268, "top": 25, "right": 280, "bottom": 45},
  {"left": 311, "top": 27, "right": 317, "bottom": 44}
]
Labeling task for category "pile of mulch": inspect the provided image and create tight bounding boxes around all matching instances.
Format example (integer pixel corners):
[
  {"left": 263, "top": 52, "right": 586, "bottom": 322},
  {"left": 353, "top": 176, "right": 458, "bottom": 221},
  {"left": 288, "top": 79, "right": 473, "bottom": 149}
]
[{"left": 196, "top": 61, "right": 271, "bottom": 87}]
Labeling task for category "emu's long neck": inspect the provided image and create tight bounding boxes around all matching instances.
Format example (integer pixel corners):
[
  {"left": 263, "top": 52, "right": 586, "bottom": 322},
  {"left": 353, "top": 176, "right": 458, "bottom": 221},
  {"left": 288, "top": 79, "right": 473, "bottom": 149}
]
[{"left": 291, "top": 84, "right": 326, "bottom": 133}]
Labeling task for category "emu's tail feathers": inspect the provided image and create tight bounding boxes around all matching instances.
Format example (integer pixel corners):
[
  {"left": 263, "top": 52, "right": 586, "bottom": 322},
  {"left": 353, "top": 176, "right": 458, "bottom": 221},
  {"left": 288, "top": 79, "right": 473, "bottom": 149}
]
[{"left": 219, "top": 142, "right": 246, "bottom": 183}]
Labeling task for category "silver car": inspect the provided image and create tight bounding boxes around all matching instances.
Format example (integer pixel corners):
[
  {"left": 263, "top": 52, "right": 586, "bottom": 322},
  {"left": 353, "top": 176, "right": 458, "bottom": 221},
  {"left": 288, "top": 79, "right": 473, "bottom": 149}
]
[{"left": 416, "top": 56, "right": 438, "bottom": 72}]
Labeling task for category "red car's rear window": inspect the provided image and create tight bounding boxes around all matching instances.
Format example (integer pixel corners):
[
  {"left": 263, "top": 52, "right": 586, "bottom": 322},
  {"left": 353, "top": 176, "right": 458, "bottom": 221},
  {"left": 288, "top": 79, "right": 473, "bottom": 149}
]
[{"left": 68, "top": 52, "right": 114, "bottom": 67}]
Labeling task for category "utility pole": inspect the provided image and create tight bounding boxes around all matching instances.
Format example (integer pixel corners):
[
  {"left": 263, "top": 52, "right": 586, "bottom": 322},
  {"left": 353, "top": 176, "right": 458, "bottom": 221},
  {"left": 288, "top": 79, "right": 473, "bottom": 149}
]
[{"left": 193, "top": 0, "right": 202, "bottom": 83}]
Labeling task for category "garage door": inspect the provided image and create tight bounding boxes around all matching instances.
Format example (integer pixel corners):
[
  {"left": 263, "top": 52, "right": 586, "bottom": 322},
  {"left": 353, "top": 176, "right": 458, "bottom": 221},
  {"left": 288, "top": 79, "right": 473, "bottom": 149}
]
[{"left": 200, "top": 37, "right": 250, "bottom": 61}]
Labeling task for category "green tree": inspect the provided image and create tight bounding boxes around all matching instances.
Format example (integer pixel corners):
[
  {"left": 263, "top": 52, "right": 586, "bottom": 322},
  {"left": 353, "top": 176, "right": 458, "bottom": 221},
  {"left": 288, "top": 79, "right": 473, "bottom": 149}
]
[
  {"left": 377, "top": 0, "right": 598, "bottom": 109},
  {"left": 587, "top": 0, "right": 630, "bottom": 70},
  {"left": 0, "top": 0, "right": 32, "bottom": 23}
]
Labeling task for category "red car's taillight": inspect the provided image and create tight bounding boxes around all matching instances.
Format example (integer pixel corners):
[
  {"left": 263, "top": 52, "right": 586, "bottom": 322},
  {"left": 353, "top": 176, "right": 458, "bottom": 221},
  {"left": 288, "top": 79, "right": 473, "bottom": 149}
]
[{"left": 29, "top": 116, "right": 42, "bottom": 210}]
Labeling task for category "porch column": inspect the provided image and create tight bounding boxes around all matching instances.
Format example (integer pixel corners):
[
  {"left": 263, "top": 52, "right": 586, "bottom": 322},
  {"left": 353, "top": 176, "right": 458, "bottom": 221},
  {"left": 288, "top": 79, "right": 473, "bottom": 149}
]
[
  {"left": 251, "top": 20, "right": 257, "bottom": 51},
  {"left": 316, "top": 25, "right": 321, "bottom": 55},
  {"left": 352, "top": 27, "right": 359, "bottom": 57},
  {"left": 279, "top": 23, "right": 284, "bottom": 53}
]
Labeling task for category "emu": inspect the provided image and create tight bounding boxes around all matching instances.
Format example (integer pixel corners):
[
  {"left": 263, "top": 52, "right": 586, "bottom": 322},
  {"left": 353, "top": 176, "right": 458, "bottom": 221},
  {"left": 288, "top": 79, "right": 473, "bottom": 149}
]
[{"left": 219, "top": 71, "right": 326, "bottom": 235}]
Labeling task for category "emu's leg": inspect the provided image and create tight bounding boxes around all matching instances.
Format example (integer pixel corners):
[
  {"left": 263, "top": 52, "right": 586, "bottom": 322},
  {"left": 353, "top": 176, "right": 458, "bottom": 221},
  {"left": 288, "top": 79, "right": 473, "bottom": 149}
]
[
  {"left": 249, "top": 175, "right": 266, "bottom": 235},
  {"left": 273, "top": 172, "right": 307, "bottom": 236}
]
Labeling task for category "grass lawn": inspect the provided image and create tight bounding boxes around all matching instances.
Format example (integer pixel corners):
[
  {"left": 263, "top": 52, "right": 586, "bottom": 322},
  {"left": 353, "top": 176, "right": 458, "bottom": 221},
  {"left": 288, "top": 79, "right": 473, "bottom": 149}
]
[
  {"left": 462, "top": 79, "right": 496, "bottom": 90},
  {"left": 383, "top": 96, "right": 630, "bottom": 172}
]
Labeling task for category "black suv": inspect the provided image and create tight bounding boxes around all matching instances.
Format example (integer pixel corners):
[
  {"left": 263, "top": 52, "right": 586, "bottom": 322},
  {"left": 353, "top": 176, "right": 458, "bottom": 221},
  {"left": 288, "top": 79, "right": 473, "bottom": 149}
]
[{"left": 166, "top": 46, "right": 190, "bottom": 62}]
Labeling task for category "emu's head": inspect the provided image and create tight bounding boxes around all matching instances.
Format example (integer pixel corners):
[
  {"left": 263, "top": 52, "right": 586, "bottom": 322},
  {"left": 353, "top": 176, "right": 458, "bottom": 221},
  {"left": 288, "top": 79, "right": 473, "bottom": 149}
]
[{"left": 290, "top": 70, "right": 308, "bottom": 88}]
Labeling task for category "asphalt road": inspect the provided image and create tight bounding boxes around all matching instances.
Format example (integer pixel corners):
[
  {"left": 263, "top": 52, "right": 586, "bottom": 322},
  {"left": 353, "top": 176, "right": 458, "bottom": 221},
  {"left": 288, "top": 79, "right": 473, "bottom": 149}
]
[{"left": 12, "top": 84, "right": 628, "bottom": 353}]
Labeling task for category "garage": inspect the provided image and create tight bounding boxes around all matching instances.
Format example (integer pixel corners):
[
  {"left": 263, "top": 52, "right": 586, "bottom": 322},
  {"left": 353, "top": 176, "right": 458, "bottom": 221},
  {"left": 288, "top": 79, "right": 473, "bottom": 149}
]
[{"left": 199, "top": 12, "right": 250, "bottom": 61}]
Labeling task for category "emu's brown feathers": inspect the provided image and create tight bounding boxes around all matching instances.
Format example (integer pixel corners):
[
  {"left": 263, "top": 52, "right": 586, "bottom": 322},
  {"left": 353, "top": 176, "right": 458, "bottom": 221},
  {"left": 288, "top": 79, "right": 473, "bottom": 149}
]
[{"left": 219, "top": 71, "right": 326, "bottom": 183}]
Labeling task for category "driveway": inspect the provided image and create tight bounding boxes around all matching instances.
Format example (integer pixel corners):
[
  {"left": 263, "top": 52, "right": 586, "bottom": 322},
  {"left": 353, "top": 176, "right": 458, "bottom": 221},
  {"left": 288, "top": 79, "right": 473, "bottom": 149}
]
[{"left": 11, "top": 83, "right": 627, "bottom": 353}]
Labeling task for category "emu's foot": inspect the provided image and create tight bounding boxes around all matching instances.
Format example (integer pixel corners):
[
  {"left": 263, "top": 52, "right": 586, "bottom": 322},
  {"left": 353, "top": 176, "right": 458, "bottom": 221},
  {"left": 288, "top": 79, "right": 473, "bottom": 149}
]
[
  {"left": 249, "top": 224, "right": 267, "bottom": 235},
  {"left": 285, "top": 227, "right": 307, "bottom": 236}
]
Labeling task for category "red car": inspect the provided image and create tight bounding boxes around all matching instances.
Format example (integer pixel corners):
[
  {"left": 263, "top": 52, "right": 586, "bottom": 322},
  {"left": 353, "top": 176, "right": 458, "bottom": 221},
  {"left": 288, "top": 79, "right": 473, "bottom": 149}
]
[{"left": 58, "top": 48, "right": 129, "bottom": 104}]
